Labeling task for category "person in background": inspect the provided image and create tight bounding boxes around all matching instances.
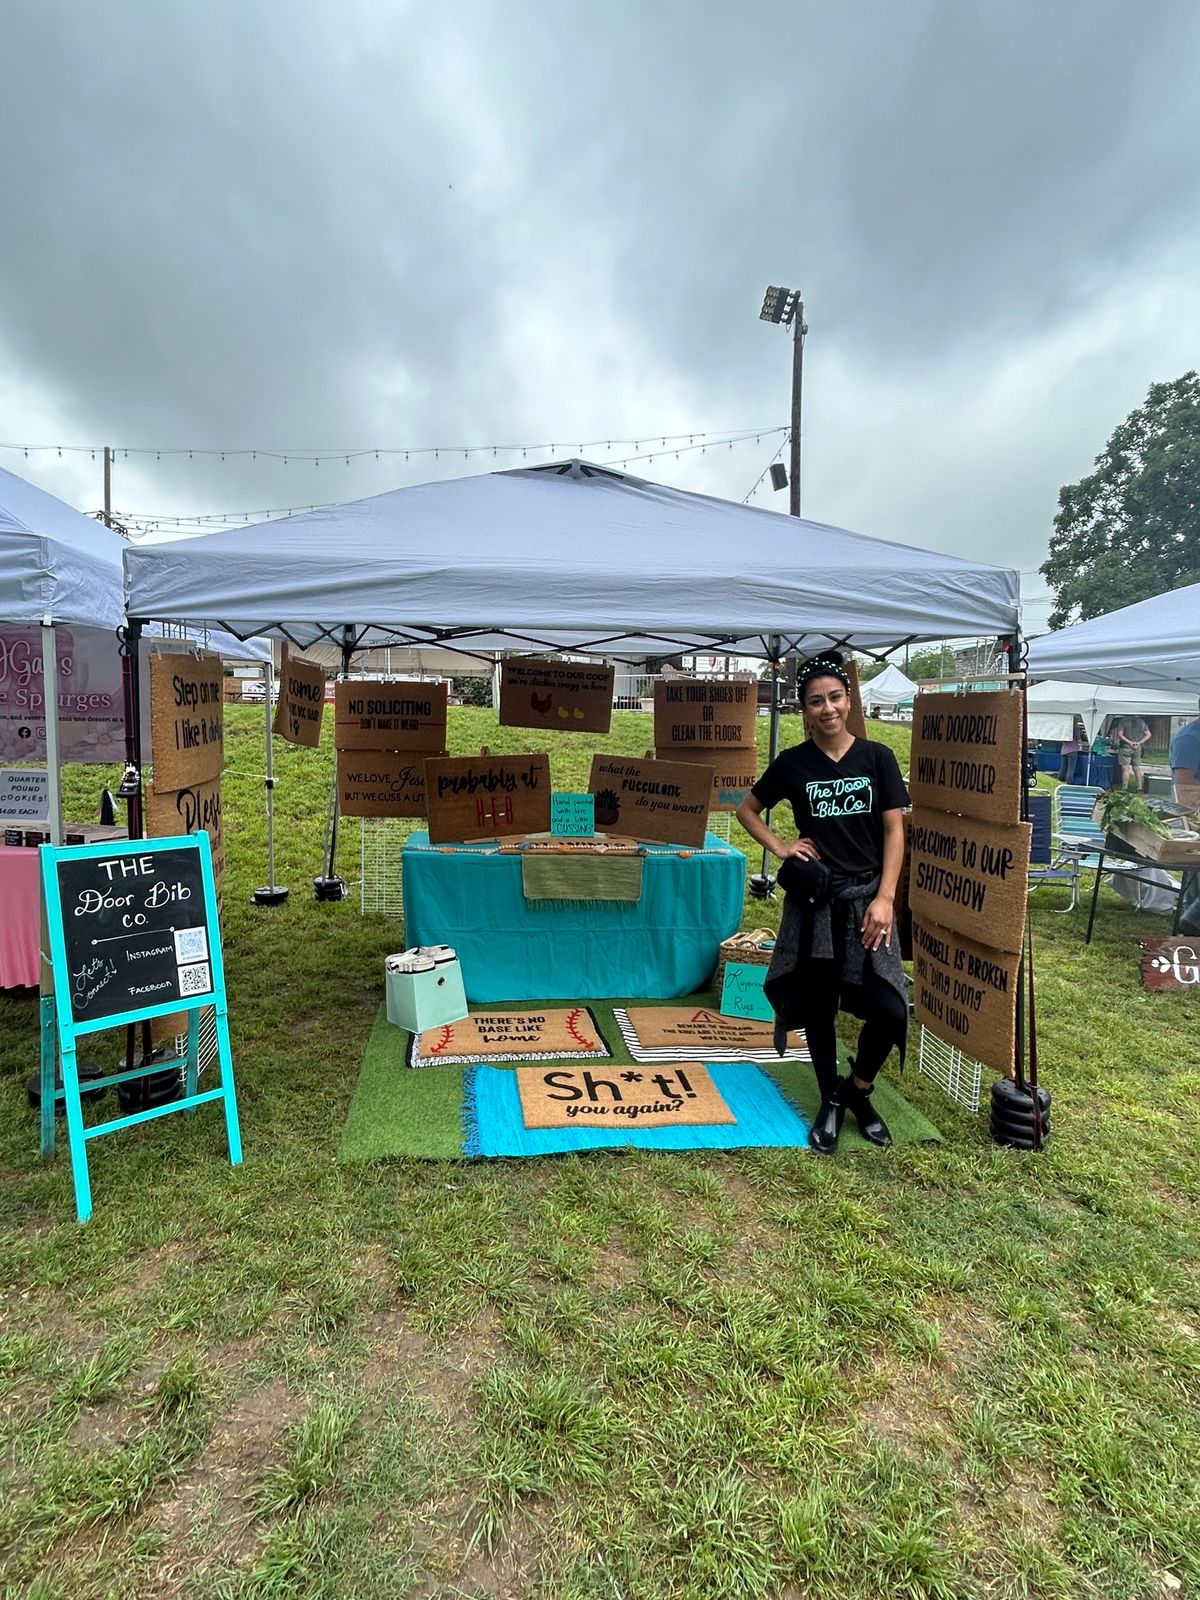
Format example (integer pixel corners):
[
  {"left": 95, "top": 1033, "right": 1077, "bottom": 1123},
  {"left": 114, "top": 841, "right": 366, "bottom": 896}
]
[
  {"left": 1170, "top": 699, "right": 1200, "bottom": 934},
  {"left": 736, "top": 652, "right": 908, "bottom": 1155},
  {"left": 1058, "top": 716, "right": 1088, "bottom": 784},
  {"left": 1112, "top": 714, "right": 1152, "bottom": 790}
]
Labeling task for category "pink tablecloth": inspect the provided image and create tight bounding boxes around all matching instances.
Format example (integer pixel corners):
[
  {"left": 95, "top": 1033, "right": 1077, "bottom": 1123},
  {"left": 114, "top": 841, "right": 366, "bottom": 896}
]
[{"left": 0, "top": 846, "right": 41, "bottom": 988}]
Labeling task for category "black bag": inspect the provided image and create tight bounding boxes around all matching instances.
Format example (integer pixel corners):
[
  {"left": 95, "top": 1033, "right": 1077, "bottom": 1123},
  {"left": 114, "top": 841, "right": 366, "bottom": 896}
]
[{"left": 776, "top": 855, "right": 834, "bottom": 910}]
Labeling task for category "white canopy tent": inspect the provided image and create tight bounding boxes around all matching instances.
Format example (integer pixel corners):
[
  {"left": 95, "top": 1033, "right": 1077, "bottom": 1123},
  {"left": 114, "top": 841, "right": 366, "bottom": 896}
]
[
  {"left": 1025, "top": 583, "right": 1200, "bottom": 694},
  {"left": 1026, "top": 679, "right": 1198, "bottom": 746},
  {"left": 1, "top": 465, "right": 267, "bottom": 842},
  {"left": 861, "top": 662, "right": 918, "bottom": 708},
  {"left": 124, "top": 459, "right": 1021, "bottom": 658}
]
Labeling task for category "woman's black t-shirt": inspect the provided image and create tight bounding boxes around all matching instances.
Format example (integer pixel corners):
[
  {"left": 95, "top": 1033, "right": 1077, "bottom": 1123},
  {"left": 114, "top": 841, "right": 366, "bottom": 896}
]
[{"left": 751, "top": 738, "right": 909, "bottom": 878}]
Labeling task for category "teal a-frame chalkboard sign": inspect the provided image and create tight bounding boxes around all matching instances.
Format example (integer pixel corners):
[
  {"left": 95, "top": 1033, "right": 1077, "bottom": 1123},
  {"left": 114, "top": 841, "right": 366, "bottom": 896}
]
[{"left": 39, "top": 832, "right": 242, "bottom": 1223}]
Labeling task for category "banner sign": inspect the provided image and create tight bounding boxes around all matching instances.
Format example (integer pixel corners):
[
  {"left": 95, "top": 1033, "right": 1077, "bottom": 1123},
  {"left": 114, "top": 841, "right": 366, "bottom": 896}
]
[
  {"left": 334, "top": 680, "right": 448, "bottom": 751},
  {"left": 499, "top": 658, "right": 614, "bottom": 735},
  {"left": 273, "top": 647, "right": 326, "bottom": 748},
  {"left": 146, "top": 774, "right": 225, "bottom": 888},
  {"left": 908, "top": 690, "right": 1022, "bottom": 825},
  {"left": 0, "top": 766, "right": 49, "bottom": 821},
  {"left": 587, "top": 753, "right": 712, "bottom": 847},
  {"left": 0, "top": 624, "right": 126, "bottom": 763},
  {"left": 908, "top": 806, "right": 1031, "bottom": 954},
  {"left": 336, "top": 748, "right": 435, "bottom": 818},
  {"left": 425, "top": 753, "right": 551, "bottom": 843},
  {"left": 657, "top": 745, "right": 759, "bottom": 811},
  {"left": 150, "top": 652, "right": 225, "bottom": 792},
  {"left": 551, "top": 792, "right": 595, "bottom": 836},
  {"left": 653, "top": 678, "right": 757, "bottom": 751},
  {"left": 911, "top": 915, "right": 1021, "bottom": 1072}
]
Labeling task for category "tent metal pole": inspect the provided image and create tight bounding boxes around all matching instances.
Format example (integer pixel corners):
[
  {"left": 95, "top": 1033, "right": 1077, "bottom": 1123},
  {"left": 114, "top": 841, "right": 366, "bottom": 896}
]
[
  {"left": 253, "top": 653, "right": 289, "bottom": 906},
  {"left": 39, "top": 617, "right": 63, "bottom": 846},
  {"left": 314, "top": 628, "right": 353, "bottom": 902},
  {"left": 750, "top": 636, "right": 783, "bottom": 899}
]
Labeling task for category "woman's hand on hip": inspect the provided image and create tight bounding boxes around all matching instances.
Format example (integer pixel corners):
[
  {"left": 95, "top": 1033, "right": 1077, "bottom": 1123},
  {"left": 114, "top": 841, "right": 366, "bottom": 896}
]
[
  {"left": 781, "top": 839, "right": 821, "bottom": 862},
  {"left": 861, "top": 894, "right": 895, "bottom": 951}
]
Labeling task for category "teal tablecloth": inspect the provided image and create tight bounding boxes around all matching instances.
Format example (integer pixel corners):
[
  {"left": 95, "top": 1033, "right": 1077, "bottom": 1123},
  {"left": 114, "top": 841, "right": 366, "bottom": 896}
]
[{"left": 401, "top": 833, "right": 747, "bottom": 1001}]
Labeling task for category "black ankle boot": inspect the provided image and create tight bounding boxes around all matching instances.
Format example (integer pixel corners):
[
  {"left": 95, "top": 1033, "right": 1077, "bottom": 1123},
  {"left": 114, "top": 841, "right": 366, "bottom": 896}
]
[
  {"left": 842, "top": 1071, "right": 892, "bottom": 1148},
  {"left": 808, "top": 1084, "right": 846, "bottom": 1155}
]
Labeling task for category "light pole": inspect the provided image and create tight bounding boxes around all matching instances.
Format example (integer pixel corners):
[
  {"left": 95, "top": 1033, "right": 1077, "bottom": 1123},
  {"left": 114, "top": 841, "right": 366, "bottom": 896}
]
[{"left": 750, "top": 285, "right": 808, "bottom": 899}]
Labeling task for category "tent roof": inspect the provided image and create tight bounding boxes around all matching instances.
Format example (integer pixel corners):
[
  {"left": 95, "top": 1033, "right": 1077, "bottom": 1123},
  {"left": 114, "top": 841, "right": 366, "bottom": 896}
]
[
  {"left": 123, "top": 459, "right": 1021, "bottom": 658},
  {"left": 1026, "top": 678, "right": 1197, "bottom": 743},
  {"left": 0, "top": 465, "right": 268, "bottom": 659},
  {"left": 0, "top": 464, "right": 128, "bottom": 630},
  {"left": 862, "top": 662, "right": 918, "bottom": 704},
  {"left": 1025, "top": 583, "right": 1200, "bottom": 693}
]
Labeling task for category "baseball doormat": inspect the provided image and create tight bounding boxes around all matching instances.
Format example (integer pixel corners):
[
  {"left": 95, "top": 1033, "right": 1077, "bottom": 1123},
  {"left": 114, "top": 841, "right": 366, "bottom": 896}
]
[
  {"left": 613, "top": 1006, "right": 810, "bottom": 1062},
  {"left": 515, "top": 1062, "right": 736, "bottom": 1129},
  {"left": 407, "top": 1007, "right": 610, "bottom": 1066}
]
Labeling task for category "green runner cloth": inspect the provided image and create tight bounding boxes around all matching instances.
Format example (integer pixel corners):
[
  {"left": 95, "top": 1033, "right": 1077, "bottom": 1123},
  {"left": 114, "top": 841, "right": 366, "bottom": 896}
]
[{"left": 521, "top": 853, "right": 644, "bottom": 903}]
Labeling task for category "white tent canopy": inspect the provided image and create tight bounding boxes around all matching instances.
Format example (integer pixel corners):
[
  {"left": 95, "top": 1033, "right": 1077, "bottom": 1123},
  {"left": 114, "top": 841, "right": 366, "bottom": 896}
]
[
  {"left": 1025, "top": 583, "right": 1200, "bottom": 693},
  {"left": 124, "top": 459, "right": 1021, "bottom": 657},
  {"left": 1, "top": 465, "right": 266, "bottom": 841},
  {"left": 1025, "top": 679, "right": 1197, "bottom": 745},
  {"left": 861, "top": 662, "right": 918, "bottom": 707}
]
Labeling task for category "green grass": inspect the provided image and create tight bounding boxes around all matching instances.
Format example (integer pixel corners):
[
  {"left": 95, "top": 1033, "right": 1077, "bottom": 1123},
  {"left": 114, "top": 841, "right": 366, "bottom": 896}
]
[{"left": 1, "top": 707, "right": 1198, "bottom": 1598}]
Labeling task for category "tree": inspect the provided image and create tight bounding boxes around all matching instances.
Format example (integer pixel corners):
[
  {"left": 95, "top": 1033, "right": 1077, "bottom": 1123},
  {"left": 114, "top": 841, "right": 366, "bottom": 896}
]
[{"left": 1041, "top": 372, "right": 1200, "bottom": 629}]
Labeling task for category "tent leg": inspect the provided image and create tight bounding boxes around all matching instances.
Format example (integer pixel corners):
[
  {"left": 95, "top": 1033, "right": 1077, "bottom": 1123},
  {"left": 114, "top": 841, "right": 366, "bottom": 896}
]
[
  {"left": 40, "top": 619, "right": 63, "bottom": 846},
  {"left": 315, "top": 628, "right": 352, "bottom": 902},
  {"left": 253, "top": 656, "right": 289, "bottom": 906},
  {"left": 749, "top": 641, "right": 781, "bottom": 901}
]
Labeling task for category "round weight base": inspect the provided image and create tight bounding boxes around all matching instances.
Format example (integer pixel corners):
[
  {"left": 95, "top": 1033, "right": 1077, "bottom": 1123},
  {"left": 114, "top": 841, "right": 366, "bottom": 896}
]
[
  {"left": 748, "top": 873, "right": 776, "bottom": 901},
  {"left": 313, "top": 875, "right": 348, "bottom": 902},
  {"left": 252, "top": 885, "right": 290, "bottom": 906},
  {"left": 27, "top": 1062, "right": 107, "bottom": 1110},
  {"left": 117, "top": 1067, "right": 183, "bottom": 1113}
]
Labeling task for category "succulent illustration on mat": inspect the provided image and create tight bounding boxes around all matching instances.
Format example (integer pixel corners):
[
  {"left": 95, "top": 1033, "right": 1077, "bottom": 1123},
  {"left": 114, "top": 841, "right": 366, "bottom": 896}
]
[{"left": 593, "top": 788, "right": 620, "bottom": 827}]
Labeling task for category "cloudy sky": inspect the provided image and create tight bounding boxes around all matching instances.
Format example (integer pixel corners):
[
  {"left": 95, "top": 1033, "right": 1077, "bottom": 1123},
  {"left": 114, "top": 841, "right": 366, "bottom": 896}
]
[{"left": 3, "top": 0, "right": 1199, "bottom": 638}]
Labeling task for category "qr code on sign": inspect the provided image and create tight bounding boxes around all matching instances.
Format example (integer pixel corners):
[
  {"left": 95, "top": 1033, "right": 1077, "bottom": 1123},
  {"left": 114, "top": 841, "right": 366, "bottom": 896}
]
[
  {"left": 174, "top": 927, "right": 209, "bottom": 963},
  {"left": 177, "top": 962, "right": 212, "bottom": 998}
]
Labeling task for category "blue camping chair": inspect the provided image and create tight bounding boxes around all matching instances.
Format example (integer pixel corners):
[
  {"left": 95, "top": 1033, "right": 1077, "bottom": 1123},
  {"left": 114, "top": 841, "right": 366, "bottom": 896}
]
[
  {"left": 1050, "top": 784, "right": 1137, "bottom": 912},
  {"left": 1026, "top": 788, "right": 1080, "bottom": 910}
]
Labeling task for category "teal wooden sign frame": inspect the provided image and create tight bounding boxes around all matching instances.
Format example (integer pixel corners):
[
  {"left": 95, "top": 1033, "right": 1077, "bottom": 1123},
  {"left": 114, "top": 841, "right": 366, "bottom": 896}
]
[
  {"left": 719, "top": 959, "right": 774, "bottom": 1023},
  {"left": 38, "top": 831, "right": 242, "bottom": 1223}
]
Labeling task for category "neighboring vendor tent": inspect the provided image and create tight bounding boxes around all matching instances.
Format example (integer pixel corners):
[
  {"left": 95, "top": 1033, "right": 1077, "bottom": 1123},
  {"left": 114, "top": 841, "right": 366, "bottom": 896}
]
[
  {"left": 0, "top": 465, "right": 267, "bottom": 841},
  {"left": 861, "top": 662, "right": 918, "bottom": 707},
  {"left": 1026, "top": 679, "right": 1198, "bottom": 745},
  {"left": 124, "top": 459, "right": 1021, "bottom": 657},
  {"left": 1026, "top": 582, "right": 1200, "bottom": 693}
]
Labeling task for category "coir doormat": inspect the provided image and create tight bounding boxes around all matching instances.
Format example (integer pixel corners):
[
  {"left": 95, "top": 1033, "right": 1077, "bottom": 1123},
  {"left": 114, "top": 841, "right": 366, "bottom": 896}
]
[
  {"left": 613, "top": 1006, "right": 810, "bottom": 1062},
  {"left": 339, "top": 999, "right": 943, "bottom": 1164},
  {"left": 515, "top": 1062, "right": 736, "bottom": 1129},
  {"left": 407, "top": 1007, "right": 610, "bottom": 1067}
]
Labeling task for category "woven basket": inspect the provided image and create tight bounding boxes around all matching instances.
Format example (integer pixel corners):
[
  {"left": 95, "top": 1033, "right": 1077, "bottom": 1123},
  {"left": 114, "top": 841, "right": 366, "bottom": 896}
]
[{"left": 713, "top": 928, "right": 777, "bottom": 997}]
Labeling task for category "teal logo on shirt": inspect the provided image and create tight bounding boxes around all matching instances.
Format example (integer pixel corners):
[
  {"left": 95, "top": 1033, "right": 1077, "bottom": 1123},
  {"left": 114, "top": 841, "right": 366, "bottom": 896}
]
[{"left": 806, "top": 775, "right": 873, "bottom": 818}]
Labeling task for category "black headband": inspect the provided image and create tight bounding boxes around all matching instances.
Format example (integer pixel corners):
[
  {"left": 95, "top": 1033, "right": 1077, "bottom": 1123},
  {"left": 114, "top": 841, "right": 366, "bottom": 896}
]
[{"left": 798, "top": 656, "right": 852, "bottom": 693}]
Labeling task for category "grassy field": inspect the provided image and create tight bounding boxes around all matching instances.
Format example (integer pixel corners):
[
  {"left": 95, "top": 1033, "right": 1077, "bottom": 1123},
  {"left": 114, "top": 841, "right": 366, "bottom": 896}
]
[{"left": 1, "top": 706, "right": 1197, "bottom": 1600}]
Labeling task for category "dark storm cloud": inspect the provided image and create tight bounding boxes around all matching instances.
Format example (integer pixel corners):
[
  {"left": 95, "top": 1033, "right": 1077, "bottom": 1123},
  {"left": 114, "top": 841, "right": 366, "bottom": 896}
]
[{"left": 2, "top": 0, "right": 1199, "bottom": 612}]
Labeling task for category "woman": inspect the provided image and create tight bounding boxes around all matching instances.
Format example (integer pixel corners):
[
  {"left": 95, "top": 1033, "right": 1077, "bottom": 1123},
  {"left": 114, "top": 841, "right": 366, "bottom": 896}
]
[{"left": 735, "top": 653, "right": 909, "bottom": 1154}]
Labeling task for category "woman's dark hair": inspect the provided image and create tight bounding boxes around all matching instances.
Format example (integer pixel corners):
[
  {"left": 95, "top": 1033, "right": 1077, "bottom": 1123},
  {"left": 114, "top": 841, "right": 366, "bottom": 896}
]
[{"left": 797, "top": 651, "right": 852, "bottom": 698}]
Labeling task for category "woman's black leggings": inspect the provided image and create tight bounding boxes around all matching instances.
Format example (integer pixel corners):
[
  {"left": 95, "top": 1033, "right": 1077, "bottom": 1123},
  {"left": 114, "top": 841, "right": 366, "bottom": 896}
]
[{"left": 800, "top": 963, "right": 907, "bottom": 1100}]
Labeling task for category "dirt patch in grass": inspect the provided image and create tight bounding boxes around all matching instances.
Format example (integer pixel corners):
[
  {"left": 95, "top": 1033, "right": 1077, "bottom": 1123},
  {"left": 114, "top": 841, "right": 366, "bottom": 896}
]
[{"left": 146, "top": 1375, "right": 302, "bottom": 1573}]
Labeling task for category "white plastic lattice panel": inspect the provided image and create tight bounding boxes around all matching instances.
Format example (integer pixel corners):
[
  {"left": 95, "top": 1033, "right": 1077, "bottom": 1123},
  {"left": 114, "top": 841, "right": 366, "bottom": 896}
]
[
  {"left": 171, "top": 1006, "right": 218, "bottom": 1079},
  {"left": 360, "top": 817, "right": 423, "bottom": 919},
  {"left": 916, "top": 1024, "right": 983, "bottom": 1115},
  {"left": 707, "top": 812, "right": 732, "bottom": 842}
]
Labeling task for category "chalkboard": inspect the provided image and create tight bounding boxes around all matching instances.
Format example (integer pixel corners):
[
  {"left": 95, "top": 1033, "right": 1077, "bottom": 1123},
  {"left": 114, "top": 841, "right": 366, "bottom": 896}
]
[{"left": 47, "top": 838, "right": 216, "bottom": 1025}]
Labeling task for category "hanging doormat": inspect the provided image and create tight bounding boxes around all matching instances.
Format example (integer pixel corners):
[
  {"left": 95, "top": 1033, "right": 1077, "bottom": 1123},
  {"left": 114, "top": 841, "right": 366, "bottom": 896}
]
[
  {"left": 407, "top": 1007, "right": 610, "bottom": 1067},
  {"left": 515, "top": 1062, "right": 736, "bottom": 1130},
  {"left": 339, "top": 1002, "right": 943, "bottom": 1163},
  {"left": 613, "top": 1006, "right": 810, "bottom": 1063}
]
